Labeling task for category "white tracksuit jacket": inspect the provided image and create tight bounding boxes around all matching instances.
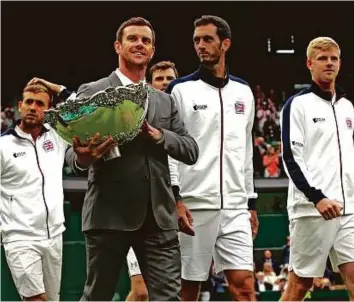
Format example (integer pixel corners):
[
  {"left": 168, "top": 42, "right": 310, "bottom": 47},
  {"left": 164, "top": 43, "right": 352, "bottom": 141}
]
[
  {"left": 281, "top": 81, "right": 354, "bottom": 219},
  {"left": 1, "top": 124, "right": 67, "bottom": 243},
  {"left": 166, "top": 66, "right": 257, "bottom": 210}
]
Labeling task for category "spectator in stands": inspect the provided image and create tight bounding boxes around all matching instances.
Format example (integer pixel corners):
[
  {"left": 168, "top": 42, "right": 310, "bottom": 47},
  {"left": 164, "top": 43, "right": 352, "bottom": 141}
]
[
  {"left": 263, "top": 262, "right": 277, "bottom": 286},
  {"left": 2, "top": 106, "right": 16, "bottom": 130},
  {"left": 263, "top": 250, "right": 280, "bottom": 274},
  {"left": 253, "top": 136, "right": 267, "bottom": 178},
  {"left": 255, "top": 270, "right": 274, "bottom": 292},
  {"left": 263, "top": 113, "right": 279, "bottom": 143},
  {"left": 254, "top": 84, "right": 264, "bottom": 101},
  {"left": 1, "top": 108, "right": 7, "bottom": 132},
  {"left": 263, "top": 146, "right": 280, "bottom": 178},
  {"left": 282, "top": 236, "right": 290, "bottom": 265},
  {"left": 256, "top": 96, "right": 269, "bottom": 133},
  {"left": 255, "top": 272, "right": 267, "bottom": 292},
  {"left": 149, "top": 60, "right": 178, "bottom": 91},
  {"left": 269, "top": 88, "right": 279, "bottom": 106}
]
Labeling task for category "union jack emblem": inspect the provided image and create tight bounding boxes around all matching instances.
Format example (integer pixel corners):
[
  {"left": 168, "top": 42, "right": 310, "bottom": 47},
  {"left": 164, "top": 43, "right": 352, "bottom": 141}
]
[
  {"left": 235, "top": 101, "right": 245, "bottom": 114},
  {"left": 346, "top": 118, "right": 352, "bottom": 129},
  {"left": 43, "top": 140, "right": 54, "bottom": 152}
]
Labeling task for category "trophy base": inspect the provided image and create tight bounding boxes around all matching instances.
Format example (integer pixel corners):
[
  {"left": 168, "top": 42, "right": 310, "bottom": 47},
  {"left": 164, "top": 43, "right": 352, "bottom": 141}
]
[{"left": 104, "top": 145, "right": 121, "bottom": 161}]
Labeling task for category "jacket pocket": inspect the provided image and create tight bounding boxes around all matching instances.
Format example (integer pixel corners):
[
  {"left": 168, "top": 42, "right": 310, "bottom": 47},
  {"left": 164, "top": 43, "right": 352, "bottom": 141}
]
[{"left": 9, "top": 192, "right": 47, "bottom": 231}]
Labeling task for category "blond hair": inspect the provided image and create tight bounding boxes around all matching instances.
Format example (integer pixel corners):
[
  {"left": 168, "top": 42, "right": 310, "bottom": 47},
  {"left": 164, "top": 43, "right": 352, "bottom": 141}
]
[
  {"left": 23, "top": 84, "right": 50, "bottom": 95},
  {"left": 306, "top": 37, "right": 341, "bottom": 59},
  {"left": 22, "top": 84, "right": 53, "bottom": 104}
]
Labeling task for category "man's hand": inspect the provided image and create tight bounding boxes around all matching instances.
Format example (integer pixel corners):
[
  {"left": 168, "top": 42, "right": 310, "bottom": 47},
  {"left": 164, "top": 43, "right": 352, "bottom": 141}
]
[
  {"left": 27, "top": 77, "right": 62, "bottom": 94},
  {"left": 249, "top": 210, "right": 259, "bottom": 240},
  {"left": 73, "top": 133, "right": 116, "bottom": 168},
  {"left": 315, "top": 198, "right": 343, "bottom": 220},
  {"left": 176, "top": 201, "right": 195, "bottom": 236},
  {"left": 141, "top": 120, "right": 163, "bottom": 142}
]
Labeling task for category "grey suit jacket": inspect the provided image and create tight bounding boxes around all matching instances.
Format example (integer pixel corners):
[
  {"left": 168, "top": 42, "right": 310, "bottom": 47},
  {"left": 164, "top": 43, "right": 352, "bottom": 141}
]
[{"left": 66, "top": 71, "right": 199, "bottom": 232}]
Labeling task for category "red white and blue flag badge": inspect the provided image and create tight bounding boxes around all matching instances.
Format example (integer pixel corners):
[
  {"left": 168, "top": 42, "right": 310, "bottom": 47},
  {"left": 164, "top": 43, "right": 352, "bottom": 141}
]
[
  {"left": 235, "top": 101, "right": 245, "bottom": 114},
  {"left": 43, "top": 140, "right": 55, "bottom": 152},
  {"left": 346, "top": 118, "right": 352, "bottom": 129}
]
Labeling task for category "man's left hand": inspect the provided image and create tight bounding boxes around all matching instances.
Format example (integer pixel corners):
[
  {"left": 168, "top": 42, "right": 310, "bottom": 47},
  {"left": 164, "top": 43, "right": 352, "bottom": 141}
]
[
  {"left": 249, "top": 210, "right": 259, "bottom": 240},
  {"left": 141, "top": 120, "right": 163, "bottom": 142}
]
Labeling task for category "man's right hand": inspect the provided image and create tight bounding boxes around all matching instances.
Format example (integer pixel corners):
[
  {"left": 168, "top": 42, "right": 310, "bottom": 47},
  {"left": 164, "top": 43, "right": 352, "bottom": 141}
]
[
  {"left": 176, "top": 201, "right": 195, "bottom": 236},
  {"left": 27, "top": 77, "right": 62, "bottom": 94},
  {"left": 315, "top": 198, "right": 343, "bottom": 220},
  {"left": 73, "top": 133, "right": 116, "bottom": 168}
]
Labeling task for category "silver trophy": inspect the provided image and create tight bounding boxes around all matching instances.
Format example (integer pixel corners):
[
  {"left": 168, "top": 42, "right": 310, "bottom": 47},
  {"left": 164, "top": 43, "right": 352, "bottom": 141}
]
[{"left": 45, "top": 81, "right": 150, "bottom": 160}]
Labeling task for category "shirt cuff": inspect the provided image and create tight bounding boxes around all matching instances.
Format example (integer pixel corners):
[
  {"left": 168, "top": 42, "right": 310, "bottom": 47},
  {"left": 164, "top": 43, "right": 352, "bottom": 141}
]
[
  {"left": 74, "top": 157, "right": 89, "bottom": 171},
  {"left": 155, "top": 130, "right": 165, "bottom": 145},
  {"left": 58, "top": 85, "right": 66, "bottom": 95}
]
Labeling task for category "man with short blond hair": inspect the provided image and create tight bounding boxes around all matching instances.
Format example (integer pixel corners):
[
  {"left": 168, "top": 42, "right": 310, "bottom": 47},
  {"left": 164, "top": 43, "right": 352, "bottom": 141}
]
[{"left": 280, "top": 36, "right": 354, "bottom": 301}]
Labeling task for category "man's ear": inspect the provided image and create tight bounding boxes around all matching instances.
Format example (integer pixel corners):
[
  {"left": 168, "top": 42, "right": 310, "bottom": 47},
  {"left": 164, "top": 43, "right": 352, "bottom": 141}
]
[
  {"left": 306, "top": 58, "right": 313, "bottom": 72},
  {"left": 18, "top": 100, "right": 22, "bottom": 112},
  {"left": 222, "top": 39, "right": 231, "bottom": 52},
  {"left": 114, "top": 40, "right": 122, "bottom": 55}
]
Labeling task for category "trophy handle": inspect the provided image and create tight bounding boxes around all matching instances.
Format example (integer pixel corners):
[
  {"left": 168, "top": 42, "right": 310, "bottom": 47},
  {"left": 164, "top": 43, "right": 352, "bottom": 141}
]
[{"left": 104, "top": 145, "right": 121, "bottom": 161}]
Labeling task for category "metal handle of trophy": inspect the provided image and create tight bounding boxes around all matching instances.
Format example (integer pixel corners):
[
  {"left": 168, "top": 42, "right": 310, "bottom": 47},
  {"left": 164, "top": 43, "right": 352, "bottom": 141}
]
[{"left": 104, "top": 145, "right": 121, "bottom": 161}]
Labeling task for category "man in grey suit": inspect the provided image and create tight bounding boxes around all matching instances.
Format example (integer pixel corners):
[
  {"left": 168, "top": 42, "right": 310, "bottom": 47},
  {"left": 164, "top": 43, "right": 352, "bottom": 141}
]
[{"left": 35, "top": 17, "right": 198, "bottom": 301}]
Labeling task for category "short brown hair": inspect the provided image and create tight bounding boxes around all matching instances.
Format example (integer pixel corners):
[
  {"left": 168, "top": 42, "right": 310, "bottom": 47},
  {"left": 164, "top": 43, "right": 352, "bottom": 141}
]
[
  {"left": 306, "top": 37, "right": 341, "bottom": 59},
  {"left": 116, "top": 17, "right": 155, "bottom": 44},
  {"left": 149, "top": 61, "right": 179, "bottom": 79},
  {"left": 194, "top": 15, "right": 232, "bottom": 41}
]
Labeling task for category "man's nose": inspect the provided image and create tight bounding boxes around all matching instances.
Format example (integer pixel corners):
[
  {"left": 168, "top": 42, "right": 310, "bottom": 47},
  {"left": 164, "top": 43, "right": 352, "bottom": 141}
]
[
  {"left": 134, "top": 39, "right": 144, "bottom": 47},
  {"left": 29, "top": 103, "right": 37, "bottom": 111}
]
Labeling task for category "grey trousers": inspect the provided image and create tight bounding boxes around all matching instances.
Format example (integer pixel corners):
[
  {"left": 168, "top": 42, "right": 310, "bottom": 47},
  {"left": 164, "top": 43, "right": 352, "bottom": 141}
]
[{"left": 80, "top": 228, "right": 181, "bottom": 301}]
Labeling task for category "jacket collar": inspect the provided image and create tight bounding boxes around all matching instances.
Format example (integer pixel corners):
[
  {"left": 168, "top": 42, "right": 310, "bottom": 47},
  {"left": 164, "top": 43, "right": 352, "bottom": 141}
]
[
  {"left": 310, "top": 80, "right": 346, "bottom": 102},
  {"left": 199, "top": 64, "right": 229, "bottom": 88},
  {"left": 3, "top": 119, "right": 49, "bottom": 138}
]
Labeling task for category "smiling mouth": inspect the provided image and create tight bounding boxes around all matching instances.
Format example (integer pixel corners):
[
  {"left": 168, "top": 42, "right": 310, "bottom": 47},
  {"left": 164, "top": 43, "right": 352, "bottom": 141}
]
[{"left": 132, "top": 52, "right": 146, "bottom": 56}]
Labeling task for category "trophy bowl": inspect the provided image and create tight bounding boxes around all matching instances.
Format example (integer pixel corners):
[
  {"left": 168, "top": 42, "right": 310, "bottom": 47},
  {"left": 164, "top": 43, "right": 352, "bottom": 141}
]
[{"left": 44, "top": 81, "right": 150, "bottom": 159}]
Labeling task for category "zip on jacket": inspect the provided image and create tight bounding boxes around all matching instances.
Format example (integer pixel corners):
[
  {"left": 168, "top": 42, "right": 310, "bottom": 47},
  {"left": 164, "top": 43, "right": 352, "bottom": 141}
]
[
  {"left": 167, "top": 66, "right": 258, "bottom": 211},
  {"left": 1, "top": 122, "right": 67, "bottom": 243}
]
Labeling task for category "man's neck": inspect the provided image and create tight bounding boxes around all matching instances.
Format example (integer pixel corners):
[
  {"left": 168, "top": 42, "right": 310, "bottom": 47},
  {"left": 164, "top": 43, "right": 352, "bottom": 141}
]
[
  {"left": 313, "top": 78, "right": 336, "bottom": 96},
  {"left": 118, "top": 60, "right": 146, "bottom": 83},
  {"left": 19, "top": 121, "right": 42, "bottom": 141},
  {"left": 204, "top": 61, "right": 226, "bottom": 79}
]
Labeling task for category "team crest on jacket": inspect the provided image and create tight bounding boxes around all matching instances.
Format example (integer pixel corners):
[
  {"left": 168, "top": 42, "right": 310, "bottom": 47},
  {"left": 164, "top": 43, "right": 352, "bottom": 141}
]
[
  {"left": 235, "top": 101, "right": 245, "bottom": 114},
  {"left": 43, "top": 140, "right": 54, "bottom": 152},
  {"left": 347, "top": 118, "right": 352, "bottom": 129}
]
